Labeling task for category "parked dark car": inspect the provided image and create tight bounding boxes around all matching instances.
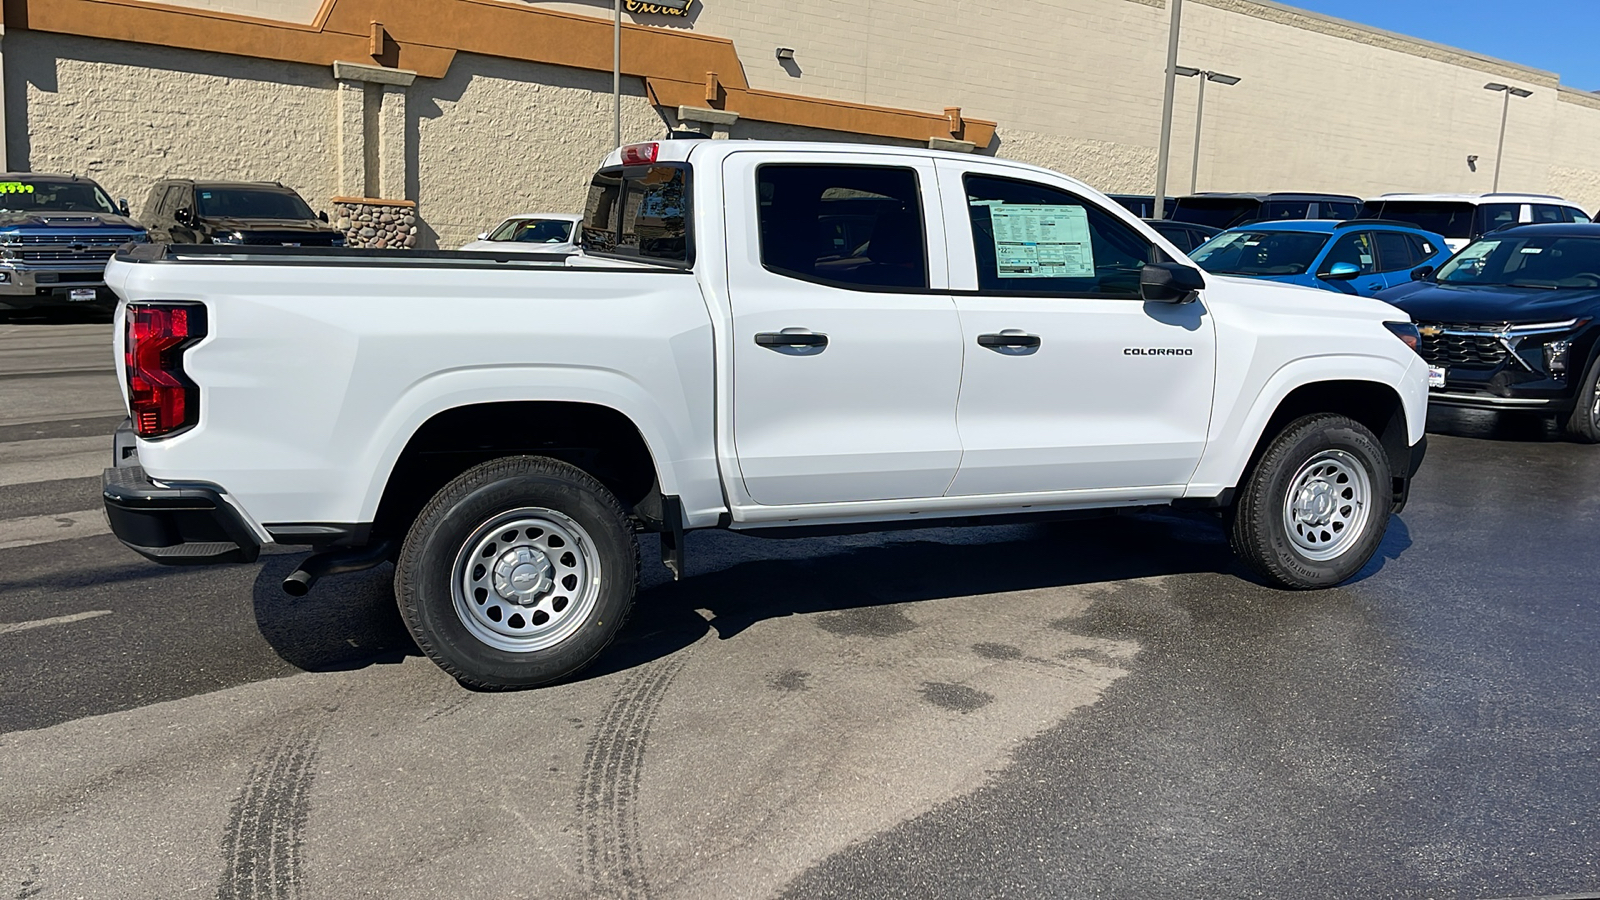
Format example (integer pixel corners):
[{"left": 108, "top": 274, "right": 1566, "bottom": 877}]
[
  {"left": 1167, "top": 192, "right": 1361, "bottom": 230},
  {"left": 1108, "top": 194, "right": 1175, "bottom": 219},
  {"left": 1144, "top": 219, "right": 1221, "bottom": 253},
  {"left": 1379, "top": 222, "right": 1600, "bottom": 441},
  {"left": 0, "top": 173, "right": 147, "bottom": 314},
  {"left": 142, "top": 180, "right": 343, "bottom": 246}
]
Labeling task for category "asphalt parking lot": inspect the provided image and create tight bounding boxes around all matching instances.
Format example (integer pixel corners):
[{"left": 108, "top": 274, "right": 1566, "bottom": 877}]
[{"left": 1, "top": 320, "right": 1598, "bottom": 899}]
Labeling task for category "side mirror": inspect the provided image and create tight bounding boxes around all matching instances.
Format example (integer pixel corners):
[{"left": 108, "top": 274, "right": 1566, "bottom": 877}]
[
  {"left": 117, "top": 198, "right": 130, "bottom": 217},
  {"left": 1139, "top": 262, "right": 1205, "bottom": 303},
  {"left": 1410, "top": 265, "right": 1435, "bottom": 282},
  {"left": 478, "top": 232, "right": 489, "bottom": 241},
  {"left": 318, "top": 210, "right": 329, "bottom": 223},
  {"left": 1321, "top": 261, "right": 1362, "bottom": 281}
]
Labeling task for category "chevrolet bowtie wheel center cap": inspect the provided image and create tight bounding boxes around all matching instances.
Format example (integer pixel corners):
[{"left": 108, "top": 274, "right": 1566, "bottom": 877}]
[{"left": 494, "top": 546, "right": 554, "bottom": 605}]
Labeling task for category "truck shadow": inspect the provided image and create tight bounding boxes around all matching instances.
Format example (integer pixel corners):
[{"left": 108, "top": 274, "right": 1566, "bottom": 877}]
[
  {"left": 247, "top": 507, "right": 1414, "bottom": 685},
  {"left": 1426, "top": 406, "right": 1565, "bottom": 442}
]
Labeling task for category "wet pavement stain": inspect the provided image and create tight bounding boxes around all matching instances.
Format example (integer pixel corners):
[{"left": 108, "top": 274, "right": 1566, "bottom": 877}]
[
  {"left": 919, "top": 682, "right": 994, "bottom": 714},
  {"left": 772, "top": 669, "right": 812, "bottom": 693},
  {"left": 816, "top": 606, "right": 917, "bottom": 638},
  {"left": 972, "top": 642, "right": 1024, "bottom": 661}
]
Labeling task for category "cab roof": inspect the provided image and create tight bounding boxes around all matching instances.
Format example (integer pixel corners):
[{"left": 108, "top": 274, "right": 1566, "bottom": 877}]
[{"left": 1220, "top": 218, "right": 1438, "bottom": 235}]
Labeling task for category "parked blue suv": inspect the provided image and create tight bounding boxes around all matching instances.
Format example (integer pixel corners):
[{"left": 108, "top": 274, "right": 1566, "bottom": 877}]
[{"left": 1188, "top": 219, "right": 1453, "bottom": 295}]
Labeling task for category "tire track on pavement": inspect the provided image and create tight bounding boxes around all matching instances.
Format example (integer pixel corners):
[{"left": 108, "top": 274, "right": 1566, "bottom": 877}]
[
  {"left": 216, "top": 724, "right": 324, "bottom": 900},
  {"left": 577, "top": 656, "right": 688, "bottom": 900}
]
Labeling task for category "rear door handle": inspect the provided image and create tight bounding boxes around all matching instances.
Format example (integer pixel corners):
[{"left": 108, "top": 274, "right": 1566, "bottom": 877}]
[
  {"left": 977, "top": 332, "right": 1042, "bottom": 351},
  {"left": 755, "top": 330, "right": 829, "bottom": 349}
]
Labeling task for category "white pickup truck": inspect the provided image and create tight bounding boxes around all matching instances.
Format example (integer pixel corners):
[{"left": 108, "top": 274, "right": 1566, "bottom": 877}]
[{"left": 103, "top": 140, "right": 1429, "bottom": 688}]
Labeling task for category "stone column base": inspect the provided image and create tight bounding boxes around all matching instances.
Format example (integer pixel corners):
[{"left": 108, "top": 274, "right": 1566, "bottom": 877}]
[{"left": 332, "top": 197, "right": 418, "bottom": 249}]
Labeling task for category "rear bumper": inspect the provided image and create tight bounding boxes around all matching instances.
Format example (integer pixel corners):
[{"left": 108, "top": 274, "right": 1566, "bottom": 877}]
[{"left": 102, "top": 456, "right": 262, "bottom": 565}]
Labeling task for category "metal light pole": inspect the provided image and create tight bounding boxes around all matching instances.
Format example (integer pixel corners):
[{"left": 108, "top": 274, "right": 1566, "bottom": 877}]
[
  {"left": 1484, "top": 82, "right": 1532, "bottom": 192},
  {"left": 1174, "top": 67, "right": 1241, "bottom": 194},
  {"left": 1152, "top": 0, "right": 1183, "bottom": 220},
  {"left": 613, "top": 0, "right": 622, "bottom": 148}
]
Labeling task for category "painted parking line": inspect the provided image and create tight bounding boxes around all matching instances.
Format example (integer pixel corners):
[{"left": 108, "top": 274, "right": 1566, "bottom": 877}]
[
  {"left": 0, "top": 609, "right": 113, "bottom": 635},
  {"left": 0, "top": 508, "right": 111, "bottom": 551}
]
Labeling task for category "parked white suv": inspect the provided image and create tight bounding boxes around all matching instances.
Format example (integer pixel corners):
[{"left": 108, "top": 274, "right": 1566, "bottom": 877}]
[
  {"left": 1361, "top": 193, "right": 1590, "bottom": 251},
  {"left": 102, "top": 140, "right": 1429, "bottom": 688}
]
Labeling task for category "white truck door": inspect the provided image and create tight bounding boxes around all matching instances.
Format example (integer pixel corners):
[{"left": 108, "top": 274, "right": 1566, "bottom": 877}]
[
  {"left": 723, "top": 151, "right": 963, "bottom": 506},
  {"left": 934, "top": 160, "right": 1216, "bottom": 496}
]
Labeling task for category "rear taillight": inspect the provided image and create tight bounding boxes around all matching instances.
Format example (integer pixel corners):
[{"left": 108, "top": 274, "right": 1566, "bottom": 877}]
[{"left": 125, "top": 303, "right": 206, "bottom": 438}]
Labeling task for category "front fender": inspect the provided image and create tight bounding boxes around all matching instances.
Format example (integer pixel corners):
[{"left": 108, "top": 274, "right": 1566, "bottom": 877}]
[{"left": 1185, "top": 353, "right": 1427, "bottom": 498}]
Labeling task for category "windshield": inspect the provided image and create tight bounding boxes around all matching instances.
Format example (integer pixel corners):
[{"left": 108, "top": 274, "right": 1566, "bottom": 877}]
[
  {"left": 489, "top": 218, "right": 574, "bottom": 243},
  {"left": 195, "top": 188, "right": 315, "bottom": 220},
  {"left": 1169, "top": 198, "right": 1259, "bottom": 229},
  {"left": 0, "top": 179, "right": 118, "bottom": 215},
  {"left": 1362, "top": 201, "right": 1481, "bottom": 239},
  {"left": 1434, "top": 235, "right": 1600, "bottom": 289},
  {"left": 1190, "top": 230, "right": 1329, "bottom": 276}
]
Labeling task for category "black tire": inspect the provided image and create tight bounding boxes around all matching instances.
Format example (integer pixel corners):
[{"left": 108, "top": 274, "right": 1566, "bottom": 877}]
[
  {"left": 395, "top": 455, "right": 639, "bottom": 690},
  {"left": 1229, "top": 414, "right": 1392, "bottom": 590},
  {"left": 1557, "top": 352, "right": 1600, "bottom": 443}
]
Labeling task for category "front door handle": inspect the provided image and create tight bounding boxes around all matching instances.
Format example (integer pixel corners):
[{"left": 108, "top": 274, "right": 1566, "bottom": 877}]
[
  {"left": 977, "top": 331, "right": 1042, "bottom": 351},
  {"left": 755, "top": 330, "right": 829, "bottom": 349}
]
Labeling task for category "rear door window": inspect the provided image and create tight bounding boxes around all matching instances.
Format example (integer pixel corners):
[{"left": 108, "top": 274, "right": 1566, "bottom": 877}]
[
  {"left": 1373, "top": 231, "right": 1418, "bottom": 272},
  {"left": 1531, "top": 204, "right": 1568, "bottom": 224},
  {"left": 755, "top": 164, "right": 927, "bottom": 290},
  {"left": 1258, "top": 200, "right": 1312, "bottom": 221},
  {"left": 1322, "top": 201, "right": 1360, "bottom": 220},
  {"left": 1475, "top": 203, "right": 1521, "bottom": 236}
]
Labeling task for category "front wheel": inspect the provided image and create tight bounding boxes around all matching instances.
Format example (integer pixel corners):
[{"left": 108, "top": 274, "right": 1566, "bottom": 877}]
[
  {"left": 1556, "top": 353, "right": 1600, "bottom": 444},
  {"left": 395, "top": 455, "right": 639, "bottom": 690},
  {"left": 1230, "top": 414, "right": 1392, "bottom": 589}
]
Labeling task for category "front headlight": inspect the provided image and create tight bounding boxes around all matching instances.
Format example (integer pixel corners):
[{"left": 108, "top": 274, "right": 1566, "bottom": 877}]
[
  {"left": 210, "top": 232, "right": 245, "bottom": 245},
  {"left": 1544, "top": 340, "right": 1573, "bottom": 375}
]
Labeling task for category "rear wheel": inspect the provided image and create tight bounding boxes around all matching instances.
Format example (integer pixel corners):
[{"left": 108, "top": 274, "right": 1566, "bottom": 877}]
[
  {"left": 1230, "top": 414, "right": 1392, "bottom": 589},
  {"left": 1557, "top": 353, "right": 1600, "bottom": 444},
  {"left": 395, "top": 455, "right": 638, "bottom": 689}
]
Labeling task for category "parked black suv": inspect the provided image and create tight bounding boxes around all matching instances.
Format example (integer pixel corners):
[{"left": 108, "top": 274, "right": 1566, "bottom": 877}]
[
  {"left": 1167, "top": 192, "right": 1361, "bottom": 230},
  {"left": 1379, "top": 223, "right": 1600, "bottom": 442},
  {"left": 142, "top": 180, "right": 343, "bottom": 246}
]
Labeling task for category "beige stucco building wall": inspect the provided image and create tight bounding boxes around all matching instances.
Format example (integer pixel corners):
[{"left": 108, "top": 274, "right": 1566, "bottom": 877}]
[
  {"left": 5, "top": 31, "right": 339, "bottom": 217},
  {"left": 6, "top": 0, "right": 1600, "bottom": 249}
]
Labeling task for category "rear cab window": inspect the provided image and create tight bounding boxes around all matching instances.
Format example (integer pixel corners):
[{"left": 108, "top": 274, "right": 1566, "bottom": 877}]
[{"left": 582, "top": 163, "right": 693, "bottom": 266}]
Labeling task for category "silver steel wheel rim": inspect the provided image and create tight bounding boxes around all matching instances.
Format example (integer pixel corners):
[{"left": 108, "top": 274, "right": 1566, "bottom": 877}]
[
  {"left": 451, "top": 507, "right": 601, "bottom": 653},
  {"left": 1282, "top": 449, "right": 1372, "bottom": 562}
]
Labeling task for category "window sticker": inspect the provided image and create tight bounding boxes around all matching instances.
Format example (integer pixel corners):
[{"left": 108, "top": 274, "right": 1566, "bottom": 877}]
[
  {"left": 989, "top": 204, "right": 1094, "bottom": 278},
  {"left": 0, "top": 182, "right": 35, "bottom": 194}
]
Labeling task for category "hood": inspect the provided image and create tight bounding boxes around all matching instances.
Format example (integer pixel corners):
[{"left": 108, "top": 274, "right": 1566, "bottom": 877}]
[
  {"left": 1378, "top": 280, "right": 1600, "bottom": 325},
  {"left": 0, "top": 211, "right": 145, "bottom": 231},
  {"left": 202, "top": 216, "right": 341, "bottom": 235}
]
